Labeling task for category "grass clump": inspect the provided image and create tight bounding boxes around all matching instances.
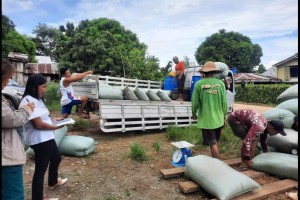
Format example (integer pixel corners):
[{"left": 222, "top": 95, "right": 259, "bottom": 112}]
[
  {"left": 152, "top": 141, "right": 161, "bottom": 152},
  {"left": 165, "top": 125, "right": 240, "bottom": 158},
  {"left": 129, "top": 143, "right": 148, "bottom": 161}
]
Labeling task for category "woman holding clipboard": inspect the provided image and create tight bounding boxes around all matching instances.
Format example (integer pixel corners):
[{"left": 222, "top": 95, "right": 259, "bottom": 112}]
[{"left": 19, "top": 74, "right": 68, "bottom": 200}]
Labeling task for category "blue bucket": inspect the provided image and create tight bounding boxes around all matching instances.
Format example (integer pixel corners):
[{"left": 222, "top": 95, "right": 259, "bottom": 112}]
[
  {"left": 190, "top": 75, "right": 201, "bottom": 100},
  {"left": 164, "top": 76, "right": 177, "bottom": 92},
  {"left": 231, "top": 67, "right": 237, "bottom": 74}
]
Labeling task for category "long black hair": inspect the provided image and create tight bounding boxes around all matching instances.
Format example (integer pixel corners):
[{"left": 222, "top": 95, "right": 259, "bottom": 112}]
[{"left": 22, "top": 74, "right": 47, "bottom": 102}]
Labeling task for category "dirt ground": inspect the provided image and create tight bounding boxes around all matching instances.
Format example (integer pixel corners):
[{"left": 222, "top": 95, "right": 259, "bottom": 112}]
[{"left": 23, "top": 103, "right": 297, "bottom": 200}]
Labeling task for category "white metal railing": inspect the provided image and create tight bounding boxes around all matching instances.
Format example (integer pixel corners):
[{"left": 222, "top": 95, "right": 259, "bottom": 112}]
[{"left": 98, "top": 75, "right": 162, "bottom": 89}]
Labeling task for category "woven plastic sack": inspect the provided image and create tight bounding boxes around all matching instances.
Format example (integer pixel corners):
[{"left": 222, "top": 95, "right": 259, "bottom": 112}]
[
  {"left": 122, "top": 86, "right": 139, "bottom": 100},
  {"left": 26, "top": 126, "right": 68, "bottom": 157},
  {"left": 267, "top": 128, "right": 298, "bottom": 155},
  {"left": 146, "top": 90, "right": 161, "bottom": 101},
  {"left": 134, "top": 88, "right": 150, "bottom": 101},
  {"left": 99, "top": 87, "right": 123, "bottom": 100},
  {"left": 252, "top": 152, "right": 298, "bottom": 180},
  {"left": 184, "top": 155, "right": 260, "bottom": 200},
  {"left": 157, "top": 90, "right": 172, "bottom": 102},
  {"left": 152, "top": 89, "right": 172, "bottom": 97},
  {"left": 214, "top": 62, "right": 229, "bottom": 80},
  {"left": 263, "top": 108, "right": 296, "bottom": 128},
  {"left": 277, "top": 84, "right": 298, "bottom": 101},
  {"left": 58, "top": 135, "right": 95, "bottom": 157},
  {"left": 276, "top": 98, "right": 298, "bottom": 115}
]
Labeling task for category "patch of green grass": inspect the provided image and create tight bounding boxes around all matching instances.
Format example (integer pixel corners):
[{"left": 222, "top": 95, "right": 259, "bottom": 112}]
[
  {"left": 125, "top": 188, "right": 132, "bottom": 197},
  {"left": 165, "top": 125, "right": 240, "bottom": 158},
  {"left": 152, "top": 141, "right": 161, "bottom": 152},
  {"left": 68, "top": 118, "right": 89, "bottom": 131},
  {"left": 128, "top": 143, "right": 148, "bottom": 161},
  {"left": 105, "top": 196, "right": 114, "bottom": 200}
]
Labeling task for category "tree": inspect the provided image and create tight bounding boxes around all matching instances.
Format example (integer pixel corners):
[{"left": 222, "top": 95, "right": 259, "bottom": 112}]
[
  {"left": 31, "top": 23, "right": 62, "bottom": 61},
  {"left": 257, "top": 64, "right": 266, "bottom": 74},
  {"left": 56, "top": 18, "right": 163, "bottom": 80},
  {"left": 194, "top": 29, "right": 263, "bottom": 72},
  {"left": 2, "top": 14, "right": 36, "bottom": 62}
]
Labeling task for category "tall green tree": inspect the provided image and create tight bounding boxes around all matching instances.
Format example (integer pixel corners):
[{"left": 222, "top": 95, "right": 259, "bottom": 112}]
[
  {"left": 194, "top": 29, "right": 263, "bottom": 72},
  {"left": 2, "top": 14, "right": 36, "bottom": 62},
  {"left": 56, "top": 18, "right": 163, "bottom": 80},
  {"left": 31, "top": 23, "right": 62, "bottom": 61},
  {"left": 257, "top": 64, "right": 266, "bottom": 74}
]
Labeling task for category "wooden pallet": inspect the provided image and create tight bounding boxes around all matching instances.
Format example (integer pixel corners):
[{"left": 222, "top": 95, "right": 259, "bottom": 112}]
[{"left": 160, "top": 158, "right": 298, "bottom": 199}]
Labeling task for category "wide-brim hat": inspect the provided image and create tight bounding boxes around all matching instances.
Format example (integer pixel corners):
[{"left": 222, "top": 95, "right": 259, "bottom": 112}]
[{"left": 199, "top": 61, "right": 223, "bottom": 73}]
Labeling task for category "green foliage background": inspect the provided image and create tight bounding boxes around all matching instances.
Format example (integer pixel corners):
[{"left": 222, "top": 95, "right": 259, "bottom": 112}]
[{"left": 235, "top": 84, "right": 291, "bottom": 105}]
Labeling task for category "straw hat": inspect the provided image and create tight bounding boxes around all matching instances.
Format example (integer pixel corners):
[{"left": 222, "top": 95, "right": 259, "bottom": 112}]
[{"left": 199, "top": 61, "right": 223, "bottom": 73}]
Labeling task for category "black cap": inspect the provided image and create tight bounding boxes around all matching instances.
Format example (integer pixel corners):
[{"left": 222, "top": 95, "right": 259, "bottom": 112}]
[{"left": 269, "top": 120, "right": 287, "bottom": 136}]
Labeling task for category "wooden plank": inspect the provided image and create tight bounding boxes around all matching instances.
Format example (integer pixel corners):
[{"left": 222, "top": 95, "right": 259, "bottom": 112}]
[
  {"left": 161, "top": 158, "right": 242, "bottom": 179},
  {"left": 160, "top": 167, "right": 185, "bottom": 178},
  {"left": 231, "top": 179, "right": 298, "bottom": 200},
  {"left": 177, "top": 169, "right": 267, "bottom": 194},
  {"left": 178, "top": 181, "right": 200, "bottom": 193}
]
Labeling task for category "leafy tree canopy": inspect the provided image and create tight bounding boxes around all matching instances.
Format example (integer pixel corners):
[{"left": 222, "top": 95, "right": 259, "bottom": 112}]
[
  {"left": 2, "top": 14, "right": 36, "bottom": 62},
  {"left": 194, "top": 29, "right": 263, "bottom": 72},
  {"left": 257, "top": 64, "right": 267, "bottom": 74},
  {"left": 55, "top": 18, "right": 163, "bottom": 80}
]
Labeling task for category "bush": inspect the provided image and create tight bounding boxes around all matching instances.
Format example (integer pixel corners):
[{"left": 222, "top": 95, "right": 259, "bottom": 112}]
[
  {"left": 129, "top": 143, "right": 148, "bottom": 161},
  {"left": 45, "top": 81, "right": 60, "bottom": 105},
  {"left": 235, "top": 84, "right": 291, "bottom": 105}
]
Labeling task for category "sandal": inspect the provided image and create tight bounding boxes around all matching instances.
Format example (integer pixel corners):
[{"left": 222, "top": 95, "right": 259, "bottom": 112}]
[{"left": 49, "top": 177, "right": 68, "bottom": 189}]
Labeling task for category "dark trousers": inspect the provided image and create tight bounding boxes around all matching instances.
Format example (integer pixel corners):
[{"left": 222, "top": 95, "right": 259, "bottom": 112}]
[
  {"left": 30, "top": 139, "right": 61, "bottom": 200},
  {"left": 176, "top": 74, "right": 185, "bottom": 93},
  {"left": 2, "top": 165, "right": 24, "bottom": 200}
]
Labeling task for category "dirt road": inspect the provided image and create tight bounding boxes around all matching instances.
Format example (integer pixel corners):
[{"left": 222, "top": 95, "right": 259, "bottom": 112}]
[{"left": 23, "top": 103, "right": 295, "bottom": 200}]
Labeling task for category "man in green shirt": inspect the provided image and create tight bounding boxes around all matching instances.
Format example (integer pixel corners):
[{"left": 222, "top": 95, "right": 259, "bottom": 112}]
[{"left": 191, "top": 61, "right": 227, "bottom": 159}]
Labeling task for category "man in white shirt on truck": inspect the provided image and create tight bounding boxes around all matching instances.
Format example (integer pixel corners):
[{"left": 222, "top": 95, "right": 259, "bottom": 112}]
[{"left": 59, "top": 67, "right": 93, "bottom": 119}]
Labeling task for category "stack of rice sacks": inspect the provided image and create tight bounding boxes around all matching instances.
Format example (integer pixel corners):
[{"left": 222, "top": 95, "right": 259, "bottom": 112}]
[{"left": 262, "top": 84, "right": 298, "bottom": 155}]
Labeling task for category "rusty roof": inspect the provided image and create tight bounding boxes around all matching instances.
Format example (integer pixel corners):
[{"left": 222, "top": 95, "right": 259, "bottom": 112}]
[{"left": 233, "top": 73, "right": 282, "bottom": 83}]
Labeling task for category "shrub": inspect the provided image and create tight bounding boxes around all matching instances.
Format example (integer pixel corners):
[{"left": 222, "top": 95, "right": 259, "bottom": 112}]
[
  {"left": 129, "top": 143, "right": 148, "bottom": 161},
  {"left": 45, "top": 81, "right": 60, "bottom": 105},
  {"left": 235, "top": 84, "right": 291, "bottom": 105},
  {"left": 152, "top": 141, "right": 161, "bottom": 152}
]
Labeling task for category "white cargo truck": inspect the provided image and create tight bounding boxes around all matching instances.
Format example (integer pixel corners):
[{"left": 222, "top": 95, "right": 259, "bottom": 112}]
[{"left": 72, "top": 69, "right": 235, "bottom": 132}]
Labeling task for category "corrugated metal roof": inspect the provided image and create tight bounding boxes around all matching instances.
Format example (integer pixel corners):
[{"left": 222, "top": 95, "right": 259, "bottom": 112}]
[{"left": 233, "top": 73, "right": 282, "bottom": 83}]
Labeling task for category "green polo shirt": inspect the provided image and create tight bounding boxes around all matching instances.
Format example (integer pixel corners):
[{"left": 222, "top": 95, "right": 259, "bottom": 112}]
[{"left": 191, "top": 77, "right": 227, "bottom": 129}]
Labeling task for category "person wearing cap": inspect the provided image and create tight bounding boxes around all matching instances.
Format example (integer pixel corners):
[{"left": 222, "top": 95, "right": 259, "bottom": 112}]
[
  {"left": 227, "top": 109, "right": 287, "bottom": 168},
  {"left": 172, "top": 56, "right": 185, "bottom": 101},
  {"left": 191, "top": 61, "right": 227, "bottom": 159}
]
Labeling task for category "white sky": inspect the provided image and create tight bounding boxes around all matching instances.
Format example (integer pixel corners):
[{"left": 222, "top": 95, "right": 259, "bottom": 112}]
[{"left": 3, "top": 0, "right": 298, "bottom": 69}]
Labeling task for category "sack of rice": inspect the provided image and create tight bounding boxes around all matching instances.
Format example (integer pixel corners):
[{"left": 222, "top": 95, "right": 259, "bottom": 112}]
[
  {"left": 276, "top": 98, "right": 298, "bottom": 115},
  {"left": 277, "top": 84, "right": 298, "bottom": 101},
  {"left": 184, "top": 155, "right": 260, "bottom": 200},
  {"left": 263, "top": 108, "right": 295, "bottom": 128},
  {"left": 214, "top": 62, "right": 229, "bottom": 80},
  {"left": 252, "top": 152, "right": 298, "bottom": 180}
]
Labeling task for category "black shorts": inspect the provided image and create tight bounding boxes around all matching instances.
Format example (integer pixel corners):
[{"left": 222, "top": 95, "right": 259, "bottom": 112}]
[
  {"left": 201, "top": 126, "right": 223, "bottom": 146},
  {"left": 227, "top": 115, "right": 247, "bottom": 140}
]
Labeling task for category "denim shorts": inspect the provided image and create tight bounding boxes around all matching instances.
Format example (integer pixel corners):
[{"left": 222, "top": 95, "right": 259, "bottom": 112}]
[{"left": 61, "top": 99, "right": 81, "bottom": 114}]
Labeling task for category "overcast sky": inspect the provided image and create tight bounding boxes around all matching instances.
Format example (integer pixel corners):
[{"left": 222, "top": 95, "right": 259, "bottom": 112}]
[{"left": 3, "top": 0, "right": 298, "bottom": 69}]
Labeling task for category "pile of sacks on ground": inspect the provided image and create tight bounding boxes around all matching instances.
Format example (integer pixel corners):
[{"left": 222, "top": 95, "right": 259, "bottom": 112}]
[
  {"left": 26, "top": 126, "right": 95, "bottom": 158},
  {"left": 261, "top": 84, "right": 298, "bottom": 155}
]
